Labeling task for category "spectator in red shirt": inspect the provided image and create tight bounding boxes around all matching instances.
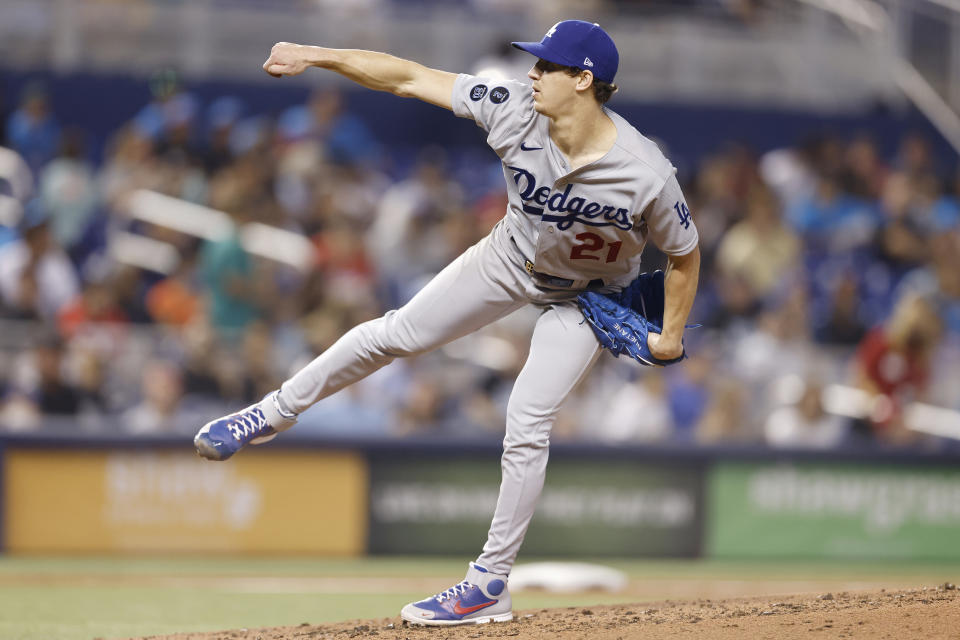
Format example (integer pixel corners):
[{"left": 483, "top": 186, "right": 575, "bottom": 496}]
[
  {"left": 58, "top": 278, "right": 129, "bottom": 338},
  {"left": 854, "top": 294, "right": 941, "bottom": 443}
]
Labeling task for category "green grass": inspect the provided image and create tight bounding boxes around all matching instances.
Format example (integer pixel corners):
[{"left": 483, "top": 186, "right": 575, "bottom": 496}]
[
  {"left": 4, "top": 554, "right": 958, "bottom": 577},
  {"left": 1, "top": 555, "right": 959, "bottom": 640}
]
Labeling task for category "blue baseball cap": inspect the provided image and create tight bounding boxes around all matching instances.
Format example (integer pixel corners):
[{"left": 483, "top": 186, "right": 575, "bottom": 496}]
[{"left": 512, "top": 20, "right": 619, "bottom": 84}]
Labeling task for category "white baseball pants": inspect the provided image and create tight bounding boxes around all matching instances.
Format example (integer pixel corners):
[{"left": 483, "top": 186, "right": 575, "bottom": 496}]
[{"left": 277, "top": 220, "right": 603, "bottom": 574}]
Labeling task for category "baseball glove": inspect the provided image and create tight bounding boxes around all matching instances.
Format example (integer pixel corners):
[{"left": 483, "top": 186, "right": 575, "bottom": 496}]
[{"left": 577, "top": 270, "right": 690, "bottom": 367}]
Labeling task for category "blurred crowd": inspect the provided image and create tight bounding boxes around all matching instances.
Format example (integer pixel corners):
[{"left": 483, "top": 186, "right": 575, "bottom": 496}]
[{"left": 0, "top": 74, "right": 958, "bottom": 450}]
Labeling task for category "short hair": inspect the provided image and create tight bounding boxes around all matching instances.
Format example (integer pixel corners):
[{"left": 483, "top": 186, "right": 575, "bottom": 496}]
[{"left": 535, "top": 59, "right": 618, "bottom": 104}]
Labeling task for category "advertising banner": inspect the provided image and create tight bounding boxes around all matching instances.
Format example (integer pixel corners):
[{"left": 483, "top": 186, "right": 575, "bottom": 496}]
[
  {"left": 4, "top": 449, "right": 367, "bottom": 553},
  {"left": 707, "top": 462, "right": 960, "bottom": 559},
  {"left": 368, "top": 456, "right": 703, "bottom": 557}
]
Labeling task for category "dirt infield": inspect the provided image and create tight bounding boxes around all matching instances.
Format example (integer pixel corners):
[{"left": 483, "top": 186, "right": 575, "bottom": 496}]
[{"left": 140, "top": 585, "right": 960, "bottom": 640}]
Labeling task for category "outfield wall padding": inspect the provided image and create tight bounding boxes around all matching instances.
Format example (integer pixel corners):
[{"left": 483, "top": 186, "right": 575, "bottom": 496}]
[
  {"left": 2, "top": 434, "right": 959, "bottom": 559},
  {"left": 2, "top": 447, "right": 367, "bottom": 554},
  {"left": 367, "top": 454, "right": 704, "bottom": 557},
  {"left": 707, "top": 461, "right": 960, "bottom": 560}
]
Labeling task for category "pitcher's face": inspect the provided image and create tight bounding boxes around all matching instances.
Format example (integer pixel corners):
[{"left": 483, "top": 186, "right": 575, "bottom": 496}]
[{"left": 528, "top": 59, "right": 582, "bottom": 117}]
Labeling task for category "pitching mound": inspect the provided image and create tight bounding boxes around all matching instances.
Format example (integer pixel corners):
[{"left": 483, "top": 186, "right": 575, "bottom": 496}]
[{"left": 140, "top": 585, "right": 960, "bottom": 640}]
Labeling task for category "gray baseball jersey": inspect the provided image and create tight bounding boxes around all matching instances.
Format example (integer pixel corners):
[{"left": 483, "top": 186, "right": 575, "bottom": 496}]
[{"left": 452, "top": 74, "right": 698, "bottom": 288}]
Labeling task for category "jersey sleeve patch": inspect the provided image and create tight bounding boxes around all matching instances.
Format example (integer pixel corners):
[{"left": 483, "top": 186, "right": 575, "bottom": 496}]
[
  {"left": 489, "top": 86, "right": 510, "bottom": 104},
  {"left": 451, "top": 74, "right": 533, "bottom": 151}
]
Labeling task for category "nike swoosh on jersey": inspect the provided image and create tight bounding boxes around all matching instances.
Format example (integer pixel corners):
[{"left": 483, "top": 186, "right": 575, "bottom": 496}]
[
  {"left": 520, "top": 142, "right": 543, "bottom": 151},
  {"left": 452, "top": 600, "right": 497, "bottom": 615}
]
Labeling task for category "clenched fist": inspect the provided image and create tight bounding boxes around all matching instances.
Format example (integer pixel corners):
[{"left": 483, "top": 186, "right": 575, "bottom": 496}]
[
  {"left": 646, "top": 331, "right": 684, "bottom": 362},
  {"left": 263, "top": 42, "right": 314, "bottom": 77}
]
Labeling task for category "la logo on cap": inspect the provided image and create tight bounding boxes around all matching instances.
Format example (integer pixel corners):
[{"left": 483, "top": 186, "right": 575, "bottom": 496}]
[{"left": 545, "top": 23, "right": 559, "bottom": 38}]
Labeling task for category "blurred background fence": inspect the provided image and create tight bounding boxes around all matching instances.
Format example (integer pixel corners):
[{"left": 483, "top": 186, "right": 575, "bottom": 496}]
[{"left": 1, "top": 0, "right": 960, "bottom": 559}]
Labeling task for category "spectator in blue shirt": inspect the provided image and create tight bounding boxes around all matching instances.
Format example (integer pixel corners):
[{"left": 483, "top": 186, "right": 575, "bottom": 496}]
[
  {"left": 786, "top": 172, "right": 878, "bottom": 254},
  {"left": 5, "top": 83, "right": 61, "bottom": 175}
]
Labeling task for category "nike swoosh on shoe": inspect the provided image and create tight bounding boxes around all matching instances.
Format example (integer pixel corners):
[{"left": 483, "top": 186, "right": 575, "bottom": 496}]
[{"left": 453, "top": 600, "right": 496, "bottom": 615}]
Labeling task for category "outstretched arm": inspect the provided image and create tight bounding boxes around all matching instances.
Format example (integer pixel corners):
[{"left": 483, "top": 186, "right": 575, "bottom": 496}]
[
  {"left": 647, "top": 246, "right": 700, "bottom": 360},
  {"left": 263, "top": 42, "right": 457, "bottom": 110}
]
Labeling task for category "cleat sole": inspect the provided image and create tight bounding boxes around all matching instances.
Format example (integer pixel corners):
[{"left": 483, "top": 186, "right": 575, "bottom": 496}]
[
  {"left": 400, "top": 611, "right": 513, "bottom": 626},
  {"left": 194, "top": 434, "right": 229, "bottom": 461}
]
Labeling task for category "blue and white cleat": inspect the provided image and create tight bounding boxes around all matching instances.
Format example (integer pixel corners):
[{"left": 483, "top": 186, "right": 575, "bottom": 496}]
[
  {"left": 194, "top": 391, "right": 297, "bottom": 461},
  {"left": 400, "top": 562, "right": 512, "bottom": 626}
]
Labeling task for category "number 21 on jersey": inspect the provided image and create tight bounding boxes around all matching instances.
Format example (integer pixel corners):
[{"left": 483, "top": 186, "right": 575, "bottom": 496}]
[{"left": 570, "top": 232, "right": 622, "bottom": 263}]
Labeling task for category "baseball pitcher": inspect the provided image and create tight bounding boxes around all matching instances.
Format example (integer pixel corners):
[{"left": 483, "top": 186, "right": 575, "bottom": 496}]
[{"left": 195, "top": 19, "right": 700, "bottom": 626}]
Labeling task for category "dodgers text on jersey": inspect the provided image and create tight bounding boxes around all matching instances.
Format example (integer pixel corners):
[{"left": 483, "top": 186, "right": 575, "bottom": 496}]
[{"left": 508, "top": 165, "right": 632, "bottom": 231}]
